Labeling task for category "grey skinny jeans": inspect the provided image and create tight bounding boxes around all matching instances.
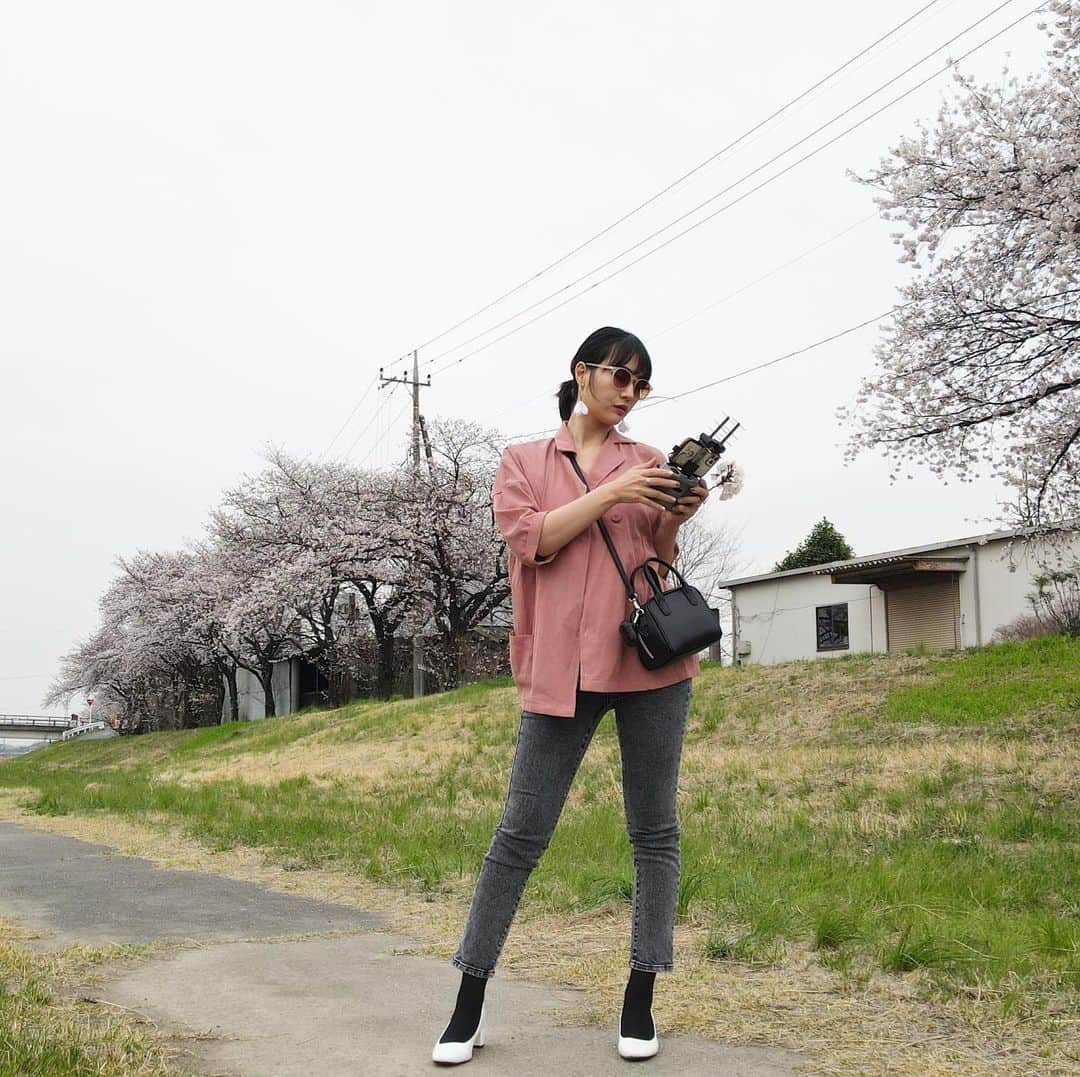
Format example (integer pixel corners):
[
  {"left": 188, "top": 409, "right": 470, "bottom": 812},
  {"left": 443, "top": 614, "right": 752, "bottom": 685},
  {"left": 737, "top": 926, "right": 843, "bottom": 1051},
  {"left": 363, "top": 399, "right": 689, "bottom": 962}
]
[{"left": 451, "top": 676, "right": 692, "bottom": 978}]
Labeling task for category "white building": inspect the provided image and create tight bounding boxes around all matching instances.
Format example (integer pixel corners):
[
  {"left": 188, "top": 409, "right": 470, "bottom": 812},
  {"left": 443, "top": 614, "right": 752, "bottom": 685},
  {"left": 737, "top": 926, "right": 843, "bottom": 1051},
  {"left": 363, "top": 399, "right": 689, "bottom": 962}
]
[{"left": 718, "top": 525, "right": 1080, "bottom": 665}]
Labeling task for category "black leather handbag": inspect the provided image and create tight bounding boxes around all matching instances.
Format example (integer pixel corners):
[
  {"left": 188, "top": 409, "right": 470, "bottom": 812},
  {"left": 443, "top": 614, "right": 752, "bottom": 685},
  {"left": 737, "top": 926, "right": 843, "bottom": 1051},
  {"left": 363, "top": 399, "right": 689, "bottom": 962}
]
[{"left": 568, "top": 454, "right": 723, "bottom": 670}]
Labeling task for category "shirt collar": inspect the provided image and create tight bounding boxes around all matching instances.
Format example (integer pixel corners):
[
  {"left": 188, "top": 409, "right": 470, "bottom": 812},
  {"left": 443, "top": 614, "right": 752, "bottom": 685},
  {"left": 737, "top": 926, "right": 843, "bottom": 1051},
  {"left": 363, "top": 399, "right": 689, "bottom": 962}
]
[
  {"left": 553, "top": 419, "right": 633, "bottom": 487},
  {"left": 553, "top": 419, "right": 633, "bottom": 454}
]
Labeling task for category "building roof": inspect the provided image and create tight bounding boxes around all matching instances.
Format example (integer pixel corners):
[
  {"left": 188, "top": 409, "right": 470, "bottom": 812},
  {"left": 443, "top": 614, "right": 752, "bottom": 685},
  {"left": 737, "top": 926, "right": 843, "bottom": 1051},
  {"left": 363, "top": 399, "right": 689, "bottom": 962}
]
[
  {"left": 716, "top": 522, "right": 1076, "bottom": 590},
  {"left": 819, "top": 554, "right": 970, "bottom": 586}
]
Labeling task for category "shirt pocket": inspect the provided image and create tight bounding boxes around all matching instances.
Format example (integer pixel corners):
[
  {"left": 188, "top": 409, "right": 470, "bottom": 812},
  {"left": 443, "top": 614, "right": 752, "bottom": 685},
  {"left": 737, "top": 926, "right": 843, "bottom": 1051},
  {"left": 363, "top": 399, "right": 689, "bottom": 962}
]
[{"left": 508, "top": 632, "right": 534, "bottom": 696}]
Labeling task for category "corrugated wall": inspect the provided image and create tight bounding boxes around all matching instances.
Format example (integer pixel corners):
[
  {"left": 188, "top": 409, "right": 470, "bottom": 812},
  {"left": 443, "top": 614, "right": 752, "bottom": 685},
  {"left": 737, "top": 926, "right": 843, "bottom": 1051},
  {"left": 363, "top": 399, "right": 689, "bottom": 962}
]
[{"left": 886, "top": 578, "right": 961, "bottom": 652}]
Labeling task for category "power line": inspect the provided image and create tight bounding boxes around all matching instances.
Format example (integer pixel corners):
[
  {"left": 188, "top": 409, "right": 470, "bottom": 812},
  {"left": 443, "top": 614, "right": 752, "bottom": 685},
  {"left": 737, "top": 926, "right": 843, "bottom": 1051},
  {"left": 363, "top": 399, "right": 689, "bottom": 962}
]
[
  {"left": 374, "top": 398, "right": 413, "bottom": 468},
  {"left": 637, "top": 303, "right": 916, "bottom": 408},
  {"left": 646, "top": 212, "right": 879, "bottom": 341},
  {"left": 353, "top": 390, "right": 412, "bottom": 468},
  {"left": 341, "top": 381, "right": 400, "bottom": 463},
  {"left": 410, "top": 0, "right": 947, "bottom": 361},
  {"left": 346, "top": 0, "right": 1040, "bottom": 473},
  {"left": 425, "top": 0, "right": 1031, "bottom": 378},
  {"left": 741, "top": 593, "right": 873, "bottom": 620},
  {"left": 427, "top": 0, "right": 1017, "bottom": 369},
  {"left": 502, "top": 302, "right": 915, "bottom": 443},
  {"left": 319, "top": 371, "right": 381, "bottom": 459},
  {"left": 325, "top": 1, "right": 1041, "bottom": 471},
  {"left": 476, "top": 209, "right": 877, "bottom": 426},
  {"left": 320, "top": 3, "right": 955, "bottom": 440}
]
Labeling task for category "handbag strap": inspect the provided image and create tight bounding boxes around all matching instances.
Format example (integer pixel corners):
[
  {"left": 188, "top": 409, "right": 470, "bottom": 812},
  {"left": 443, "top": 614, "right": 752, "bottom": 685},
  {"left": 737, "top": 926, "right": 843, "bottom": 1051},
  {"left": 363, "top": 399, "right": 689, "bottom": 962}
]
[
  {"left": 568, "top": 452, "right": 683, "bottom": 611},
  {"left": 566, "top": 454, "right": 638, "bottom": 602}
]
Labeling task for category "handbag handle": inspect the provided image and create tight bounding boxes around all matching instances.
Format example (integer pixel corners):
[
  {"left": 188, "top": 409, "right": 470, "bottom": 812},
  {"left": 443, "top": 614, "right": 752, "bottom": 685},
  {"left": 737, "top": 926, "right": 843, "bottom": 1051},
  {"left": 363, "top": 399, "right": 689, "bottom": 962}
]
[{"left": 629, "top": 557, "right": 696, "bottom": 615}]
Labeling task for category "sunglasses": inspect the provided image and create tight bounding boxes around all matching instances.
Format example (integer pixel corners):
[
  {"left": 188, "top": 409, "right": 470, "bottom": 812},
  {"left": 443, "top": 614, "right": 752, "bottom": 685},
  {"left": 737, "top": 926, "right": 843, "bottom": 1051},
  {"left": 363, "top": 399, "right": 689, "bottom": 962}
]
[{"left": 582, "top": 363, "right": 652, "bottom": 399}]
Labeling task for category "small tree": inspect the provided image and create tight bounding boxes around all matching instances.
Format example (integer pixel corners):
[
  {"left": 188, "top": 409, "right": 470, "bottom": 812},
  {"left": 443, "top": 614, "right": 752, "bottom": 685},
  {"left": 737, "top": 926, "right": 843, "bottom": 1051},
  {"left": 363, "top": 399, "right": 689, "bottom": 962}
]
[
  {"left": 774, "top": 518, "right": 855, "bottom": 572},
  {"left": 1027, "top": 562, "right": 1080, "bottom": 636}
]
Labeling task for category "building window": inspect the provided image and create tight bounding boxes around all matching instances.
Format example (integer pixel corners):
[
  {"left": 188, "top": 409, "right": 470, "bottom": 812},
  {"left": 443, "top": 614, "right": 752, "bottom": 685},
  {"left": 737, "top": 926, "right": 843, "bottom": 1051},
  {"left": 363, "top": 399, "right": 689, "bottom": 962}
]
[
  {"left": 816, "top": 603, "right": 849, "bottom": 651},
  {"left": 298, "top": 659, "right": 329, "bottom": 709}
]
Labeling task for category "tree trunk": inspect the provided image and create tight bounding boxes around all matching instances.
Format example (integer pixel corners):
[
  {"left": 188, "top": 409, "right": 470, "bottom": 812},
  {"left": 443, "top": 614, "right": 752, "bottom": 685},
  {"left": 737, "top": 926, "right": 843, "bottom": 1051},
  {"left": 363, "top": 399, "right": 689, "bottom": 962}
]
[
  {"left": 377, "top": 632, "right": 396, "bottom": 699},
  {"left": 259, "top": 664, "right": 276, "bottom": 718},
  {"left": 322, "top": 628, "right": 344, "bottom": 708}
]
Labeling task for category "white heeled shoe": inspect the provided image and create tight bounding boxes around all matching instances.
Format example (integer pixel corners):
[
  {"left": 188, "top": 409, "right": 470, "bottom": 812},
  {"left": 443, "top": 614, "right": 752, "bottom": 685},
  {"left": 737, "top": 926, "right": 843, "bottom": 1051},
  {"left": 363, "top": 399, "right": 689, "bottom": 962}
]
[
  {"left": 432, "top": 1002, "right": 486, "bottom": 1064},
  {"left": 617, "top": 1007, "right": 659, "bottom": 1059}
]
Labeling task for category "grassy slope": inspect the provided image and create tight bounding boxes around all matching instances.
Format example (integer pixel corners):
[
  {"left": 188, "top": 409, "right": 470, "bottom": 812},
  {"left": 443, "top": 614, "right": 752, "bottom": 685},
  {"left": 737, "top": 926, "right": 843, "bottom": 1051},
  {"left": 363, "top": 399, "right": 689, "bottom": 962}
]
[{"left": 2, "top": 637, "right": 1078, "bottom": 1071}]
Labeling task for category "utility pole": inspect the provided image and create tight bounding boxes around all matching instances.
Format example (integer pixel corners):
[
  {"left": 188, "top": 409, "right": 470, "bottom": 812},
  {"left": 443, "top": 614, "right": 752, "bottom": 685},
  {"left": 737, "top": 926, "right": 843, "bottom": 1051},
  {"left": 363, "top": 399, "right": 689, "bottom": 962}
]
[{"left": 379, "top": 351, "right": 431, "bottom": 700}]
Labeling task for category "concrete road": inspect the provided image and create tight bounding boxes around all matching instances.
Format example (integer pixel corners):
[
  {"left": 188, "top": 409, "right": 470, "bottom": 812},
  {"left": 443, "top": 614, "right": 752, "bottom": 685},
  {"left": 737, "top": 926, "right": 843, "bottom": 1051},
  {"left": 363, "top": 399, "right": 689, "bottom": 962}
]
[{"left": 0, "top": 821, "right": 808, "bottom": 1076}]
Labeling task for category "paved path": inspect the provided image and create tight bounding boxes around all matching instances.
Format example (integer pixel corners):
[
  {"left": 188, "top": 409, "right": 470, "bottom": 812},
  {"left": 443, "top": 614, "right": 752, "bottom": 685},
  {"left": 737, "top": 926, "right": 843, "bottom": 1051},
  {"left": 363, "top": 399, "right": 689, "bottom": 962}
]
[{"left": 0, "top": 821, "right": 808, "bottom": 1076}]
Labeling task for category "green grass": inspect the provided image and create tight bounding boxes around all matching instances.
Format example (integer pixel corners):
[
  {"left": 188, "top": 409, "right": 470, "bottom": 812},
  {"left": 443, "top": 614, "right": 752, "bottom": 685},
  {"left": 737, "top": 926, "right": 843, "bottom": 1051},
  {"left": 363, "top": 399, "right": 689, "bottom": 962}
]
[
  {"left": 880, "top": 635, "right": 1080, "bottom": 727},
  {"left": 3, "top": 639, "right": 1079, "bottom": 1021}
]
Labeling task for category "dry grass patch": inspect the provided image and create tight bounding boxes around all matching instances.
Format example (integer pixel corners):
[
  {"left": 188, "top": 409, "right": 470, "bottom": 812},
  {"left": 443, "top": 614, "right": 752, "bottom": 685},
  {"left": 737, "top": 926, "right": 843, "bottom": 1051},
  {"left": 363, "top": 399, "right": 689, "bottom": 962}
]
[
  {"left": 690, "top": 653, "right": 939, "bottom": 746},
  {"left": 680, "top": 737, "right": 1077, "bottom": 821},
  {"left": 157, "top": 718, "right": 476, "bottom": 790},
  {"left": 0, "top": 912, "right": 203, "bottom": 1075}
]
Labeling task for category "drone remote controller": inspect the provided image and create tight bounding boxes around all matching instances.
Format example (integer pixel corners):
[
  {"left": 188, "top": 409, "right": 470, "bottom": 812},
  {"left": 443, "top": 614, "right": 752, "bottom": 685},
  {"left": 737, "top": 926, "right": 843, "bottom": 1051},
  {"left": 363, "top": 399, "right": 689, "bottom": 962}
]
[{"left": 656, "top": 417, "right": 740, "bottom": 512}]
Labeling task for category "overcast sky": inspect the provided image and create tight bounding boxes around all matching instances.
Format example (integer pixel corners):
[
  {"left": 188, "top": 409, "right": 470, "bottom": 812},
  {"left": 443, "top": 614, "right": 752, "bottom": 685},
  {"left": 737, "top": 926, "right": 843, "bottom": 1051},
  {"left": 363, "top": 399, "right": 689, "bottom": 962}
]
[{"left": 1, "top": 1, "right": 1053, "bottom": 714}]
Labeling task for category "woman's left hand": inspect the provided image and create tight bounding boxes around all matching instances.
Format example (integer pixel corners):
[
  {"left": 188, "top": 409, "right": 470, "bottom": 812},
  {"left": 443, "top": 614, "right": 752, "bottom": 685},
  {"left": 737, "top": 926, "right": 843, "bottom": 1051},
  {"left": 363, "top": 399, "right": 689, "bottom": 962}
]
[{"left": 670, "top": 479, "right": 708, "bottom": 522}]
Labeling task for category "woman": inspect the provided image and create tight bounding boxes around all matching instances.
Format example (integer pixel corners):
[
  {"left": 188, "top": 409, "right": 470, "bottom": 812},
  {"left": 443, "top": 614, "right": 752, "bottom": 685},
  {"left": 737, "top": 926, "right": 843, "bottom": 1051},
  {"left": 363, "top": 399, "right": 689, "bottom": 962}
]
[{"left": 432, "top": 327, "right": 709, "bottom": 1064}]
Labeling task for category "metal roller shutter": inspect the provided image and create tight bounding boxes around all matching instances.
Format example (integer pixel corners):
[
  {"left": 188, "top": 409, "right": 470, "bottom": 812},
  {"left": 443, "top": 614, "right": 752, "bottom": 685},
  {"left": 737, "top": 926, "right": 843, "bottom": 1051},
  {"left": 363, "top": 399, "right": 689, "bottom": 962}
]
[{"left": 886, "top": 578, "right": 961, "bottom": 652}]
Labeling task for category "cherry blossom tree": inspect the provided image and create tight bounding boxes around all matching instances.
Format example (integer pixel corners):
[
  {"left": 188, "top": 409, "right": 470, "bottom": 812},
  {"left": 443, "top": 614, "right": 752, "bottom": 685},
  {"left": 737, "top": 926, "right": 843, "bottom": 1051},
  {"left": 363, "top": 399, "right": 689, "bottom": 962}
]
[
  {"left": 167, "top": 543, "right": 246, "bottom": 723},
  {"left": 215, "top": 450, "right": 355, "bottom": 706},
  {"left": 202, "top": 510, "right": 306, "bottom": 718},
  {"left": 48, "top": 413, "right": 751, "bottom": 720},
  {"left": 44, "top": 622, "right": 144, "bottom": 730},
  {"left": 214, "top": 445, "right": 426, "bottom": 703},
  {"left": 111, "top": 550, "right": 224, "bottom": 728},
  {"left": 413, "top": 417, "right": 512, "bottom": 687},
  {"left": 45, "top": 550, "right": 222, "bottom": 731},
  {"left": 840, "top": 0, "right": 1079, "bottom": 532}
]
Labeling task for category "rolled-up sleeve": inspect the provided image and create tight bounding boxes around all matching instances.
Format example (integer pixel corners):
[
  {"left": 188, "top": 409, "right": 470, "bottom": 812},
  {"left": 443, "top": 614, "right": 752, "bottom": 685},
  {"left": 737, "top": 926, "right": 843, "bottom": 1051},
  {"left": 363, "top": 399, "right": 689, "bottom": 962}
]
[{"left": 493, "top": 446, "right": 559, "bottom": 567}]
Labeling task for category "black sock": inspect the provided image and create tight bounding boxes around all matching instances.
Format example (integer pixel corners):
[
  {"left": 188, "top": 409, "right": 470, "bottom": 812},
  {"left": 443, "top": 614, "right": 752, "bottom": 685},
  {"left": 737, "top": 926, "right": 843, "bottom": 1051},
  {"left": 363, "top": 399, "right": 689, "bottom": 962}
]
[
  {"left": 620, "top": 968, "right": 656, "bottom": 1039},
  {"left": 440, "top": 971, "right": 487, "bottom": 1043}
]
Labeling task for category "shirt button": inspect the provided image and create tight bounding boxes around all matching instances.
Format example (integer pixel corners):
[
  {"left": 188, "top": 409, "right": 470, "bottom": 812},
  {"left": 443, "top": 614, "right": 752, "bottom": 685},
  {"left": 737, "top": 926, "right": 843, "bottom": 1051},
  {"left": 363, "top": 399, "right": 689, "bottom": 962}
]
[{"left": 609, "top": 511, "right": 623, "bottom": 522}]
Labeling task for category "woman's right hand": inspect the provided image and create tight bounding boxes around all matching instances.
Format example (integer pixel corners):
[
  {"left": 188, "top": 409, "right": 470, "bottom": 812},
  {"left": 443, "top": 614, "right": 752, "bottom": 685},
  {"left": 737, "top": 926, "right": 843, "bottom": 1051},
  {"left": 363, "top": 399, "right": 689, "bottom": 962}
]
[{"left": 607, "top": 464, "right": 682, "bottom": 508}]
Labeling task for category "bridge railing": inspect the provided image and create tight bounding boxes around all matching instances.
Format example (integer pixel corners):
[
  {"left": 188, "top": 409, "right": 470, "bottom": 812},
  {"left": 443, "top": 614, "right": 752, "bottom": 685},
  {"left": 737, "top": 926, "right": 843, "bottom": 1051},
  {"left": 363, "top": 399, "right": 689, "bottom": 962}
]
[{"left": 0, "top": 715, "right": 70, "bottom": 730}]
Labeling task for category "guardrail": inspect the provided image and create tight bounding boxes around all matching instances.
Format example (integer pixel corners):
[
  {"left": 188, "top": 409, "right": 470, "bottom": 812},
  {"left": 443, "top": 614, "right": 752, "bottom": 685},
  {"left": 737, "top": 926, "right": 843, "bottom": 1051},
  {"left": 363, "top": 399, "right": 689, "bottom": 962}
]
[{"left": 61, "top": 721, "right": 110, "bottom": 741}]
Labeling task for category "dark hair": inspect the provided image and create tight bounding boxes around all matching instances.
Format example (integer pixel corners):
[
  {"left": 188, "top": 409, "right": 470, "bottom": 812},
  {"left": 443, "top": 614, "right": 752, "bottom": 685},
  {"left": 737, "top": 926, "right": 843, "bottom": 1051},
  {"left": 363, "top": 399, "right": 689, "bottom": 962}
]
[{"left": 556, "top": 327, "right": 653, "bottom": 421}]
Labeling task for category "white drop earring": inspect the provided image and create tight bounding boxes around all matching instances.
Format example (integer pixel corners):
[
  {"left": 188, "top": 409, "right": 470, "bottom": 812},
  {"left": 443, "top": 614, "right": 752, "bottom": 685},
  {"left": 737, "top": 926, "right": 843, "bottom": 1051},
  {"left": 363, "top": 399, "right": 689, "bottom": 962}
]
[
  {"left": 574, "top": 397, "right": 589, "bottom": 416},
  {"left": 617, "top": 415, "right": 630, "bottom": 433}
]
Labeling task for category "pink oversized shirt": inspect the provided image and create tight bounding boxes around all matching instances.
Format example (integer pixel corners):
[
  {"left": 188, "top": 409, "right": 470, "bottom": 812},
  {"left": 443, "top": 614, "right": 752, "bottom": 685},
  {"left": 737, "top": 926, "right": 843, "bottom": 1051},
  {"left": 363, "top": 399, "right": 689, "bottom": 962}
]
[{"left": 494, "top": 419, "right": 700, "bottom": 717}]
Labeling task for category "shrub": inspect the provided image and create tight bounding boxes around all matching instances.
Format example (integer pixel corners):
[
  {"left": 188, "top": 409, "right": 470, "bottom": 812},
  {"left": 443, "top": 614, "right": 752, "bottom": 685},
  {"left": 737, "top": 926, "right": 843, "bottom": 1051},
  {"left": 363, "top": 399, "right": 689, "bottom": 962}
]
[
  {"left": 1027, "top": 562, "right": 1080, "bottom": 638},
  {"left": 991, "top": 613, "right": 1057, "bottom": 643}
]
